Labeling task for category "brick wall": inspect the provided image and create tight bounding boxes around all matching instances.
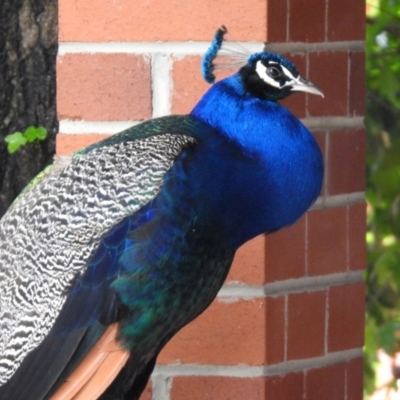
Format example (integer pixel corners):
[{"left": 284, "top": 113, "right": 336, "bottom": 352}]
[{"left": 57, "top": 0, "right": 366, "bottom": 399}]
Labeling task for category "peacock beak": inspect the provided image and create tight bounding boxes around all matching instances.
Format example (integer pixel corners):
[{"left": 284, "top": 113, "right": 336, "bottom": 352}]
[{"left": 290, "top": 76, "right": 324, "bottom": 98}]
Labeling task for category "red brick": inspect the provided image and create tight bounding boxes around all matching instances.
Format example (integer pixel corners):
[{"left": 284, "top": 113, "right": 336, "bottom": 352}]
[
  {"left": 267, "top": 0, "right": 287, "bottom": 42},
  {"left": 171, "top": 56, "right": 213, "bottom": 115},
  {"left": 308, "top": 52, "right": 348, "bottom": 117},
  {"left": 265, "top": 296, "right": 286, "bottom": 364},
  {"left": 158, "top": 299, "right": 267, "bottom": 365},
  {"left": 170, "top": 374, "right": 306, "bottom": 400},
  {"left": 289, "top": 0, "right": 326, "bottom": 42},
  {"left": 170, "top": 377, "right": 266, "bottom": 400},
  {"left": 265, "top": 216, "right": 306, "bottom": 282},
  {"left": 346, "top": 357, "right": 364, "bottom": 400},
  {"left": 228, "top": 235, "right": 266, "bottom": 285},
  {"left": 280, "top": 53, "right": 307, "bottom": 119},
  {"left": 287, "top": 291, "right": 326, "bottom": 360},
  {"left": 59, "top": 0, "right": 267, "bottom": 42},
  {"left": 57, "top": 54, "right": 152, "bottom": 121},
  {"left": 312, "top": 131, "right": 327, "bottom": 196},
  {"left": 56, "top": 133, "right": 111, "bottom": 155},
  {"left": 327, "top": 283, "right": 365, "bottom": 352},
  {"left": 306, "top": 363, "right": 346, "bottom": 400},
  {"left": 327, "top": 0, "right": 365, "bottom": 41},
  {"left": 348, "top": 203, "right": 367, "bottom": 271},
  {"left": 265, "top": 372, "right": 305, "bottom": 399},
  {"left": 307, "top": 208, "right": 347, "bottom": 275},
  {"left": 313, "top": 131, "right": 326, "bottom": 157},
  {"left": 171, "top": 56, "right": 236, "bottom": 115},
  {"left": 139, "top": 380, "right": 152, "bottom": 400},
  {"left": 349, "top": 51, "right": 366, "bottom": 116},
  {"left": 328, "top": 129, "right": 366, "bottom": 195},
  {"left": 281, "top": 91, "right": 307, "bottom": 120}
]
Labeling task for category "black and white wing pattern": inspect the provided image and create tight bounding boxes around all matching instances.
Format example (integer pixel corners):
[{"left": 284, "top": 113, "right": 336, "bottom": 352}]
[{"left": 0, "top": 129, "right": 194, "bottom": 386}]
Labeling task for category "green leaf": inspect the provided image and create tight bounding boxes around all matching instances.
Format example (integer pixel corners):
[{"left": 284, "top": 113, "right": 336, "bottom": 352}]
[
  {"left": 5, "top": 132, "right": 28, "bottom": 153},
  {"left": 378, "top": 321, "right": 400, "bottom": 353},
  {"left": 365, "top": 0, "right": 400, "bottom": 393},
  {"left": 4, "top": 126, "right": 48, "bottom": 154},
  {"left": 35, "top": 126, "right": 48, "bottom": 140},
  {"left": 24, "top": 126, "right": 48, "bottom": 142}
]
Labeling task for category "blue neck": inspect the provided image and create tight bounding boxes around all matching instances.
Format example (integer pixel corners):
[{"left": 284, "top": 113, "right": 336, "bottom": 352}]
[{"left": 178, "top": 75, "right": 323, "bottom": 248}]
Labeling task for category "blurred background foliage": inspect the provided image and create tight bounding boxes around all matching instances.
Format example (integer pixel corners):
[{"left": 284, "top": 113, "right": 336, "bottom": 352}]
[{"left": 366, "top": 0, "right": 400, "bottom": 394}]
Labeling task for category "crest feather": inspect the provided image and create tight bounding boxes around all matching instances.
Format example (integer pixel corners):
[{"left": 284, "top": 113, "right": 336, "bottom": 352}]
[{"left": 202, "top": 26, "right": 250, "bottom": 84}]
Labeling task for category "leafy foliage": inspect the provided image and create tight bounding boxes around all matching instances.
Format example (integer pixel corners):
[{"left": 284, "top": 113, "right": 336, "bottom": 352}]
[
  {"left": 365, "top": 0, "right": 400, "bottom": 394},
  {"left": 5, "top": 126, "right": 47, "bottom": 154}
]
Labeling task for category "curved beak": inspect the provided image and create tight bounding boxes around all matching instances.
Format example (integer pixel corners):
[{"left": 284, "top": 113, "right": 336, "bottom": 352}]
[{"left": 290, "top": 76, "right": 324, "bottom": 98}]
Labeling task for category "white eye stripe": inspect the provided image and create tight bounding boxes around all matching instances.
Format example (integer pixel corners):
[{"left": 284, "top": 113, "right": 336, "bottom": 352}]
[
  {"left": 255, "top": 61, "right": 281, "bottom": 88},
  {"left": 280, "top": 64, "right": 297, "bottom": 80}
]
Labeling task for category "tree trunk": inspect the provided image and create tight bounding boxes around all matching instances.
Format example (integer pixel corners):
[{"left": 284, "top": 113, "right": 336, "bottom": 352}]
[{"left": 0, "top": 0, "right": 58, "bottom": 217}]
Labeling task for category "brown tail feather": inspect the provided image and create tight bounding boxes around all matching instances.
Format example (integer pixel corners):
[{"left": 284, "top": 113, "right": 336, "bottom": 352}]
[{"left": 50, "top": 324, "right": 130, "bottom": 400}]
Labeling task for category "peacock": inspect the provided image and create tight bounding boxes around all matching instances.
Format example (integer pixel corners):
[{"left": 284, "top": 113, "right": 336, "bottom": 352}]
[{"left": 0, "top": 27, "right": 324, "bottom": 399}]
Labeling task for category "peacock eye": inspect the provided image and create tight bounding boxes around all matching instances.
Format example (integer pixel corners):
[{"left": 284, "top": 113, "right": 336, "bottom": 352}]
[{"left": 267, "top": 66, "right": 282, "bottom": 78}]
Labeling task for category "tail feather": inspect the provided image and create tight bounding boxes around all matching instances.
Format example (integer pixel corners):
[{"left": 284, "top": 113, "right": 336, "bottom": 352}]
[{"left": 50, "top": 324, "right": 130, "bottom": 400}]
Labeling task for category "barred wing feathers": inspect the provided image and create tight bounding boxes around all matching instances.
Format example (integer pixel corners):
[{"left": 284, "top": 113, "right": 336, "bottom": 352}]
[{"left": 0, "top": 117, "right": 201, "bottom": 386}]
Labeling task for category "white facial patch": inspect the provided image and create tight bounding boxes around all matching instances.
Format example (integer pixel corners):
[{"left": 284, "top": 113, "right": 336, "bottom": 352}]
[
  {"left": 255, "top": 60, "right": 281, "bottom": 88},
  {"left": 255, "top": 59, "right": 323, "bottom": 96},
  {"left": 280, "top": 64, "right": 297, "bottom": 81}
]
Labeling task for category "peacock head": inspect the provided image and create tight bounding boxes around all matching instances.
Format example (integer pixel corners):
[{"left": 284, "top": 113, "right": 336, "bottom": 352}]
[
  {"left": 240, "top": 52, "right": 323, "bottom": 101},
  {"left": 202, "top": 26, "right": 323, "bottom": 102}
]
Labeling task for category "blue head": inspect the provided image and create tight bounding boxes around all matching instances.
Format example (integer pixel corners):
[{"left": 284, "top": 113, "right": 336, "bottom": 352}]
[{"left": 202, "top": 26, "right": 323, "bottom": 102}]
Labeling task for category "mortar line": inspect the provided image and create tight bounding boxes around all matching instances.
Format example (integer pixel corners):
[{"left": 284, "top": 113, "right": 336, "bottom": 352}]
[
  {"left": 311, "top": 192, "right": 365, "bottom": 210},
  {"left": 151, "top": 53, "right": 172, "bottom": 117},
  {"left": 218, "top": 270, "right": 363, "bottom": 299},
  {"left": 265, "top": 41, "right": 365, "bottom": 53},
  {"left": 301, "top": 116, "right": 365, "bottom": 131},
  {"left": 286, "top": 0, "right": 290, "bottom": 42},
  {"left": 58, "top": 41, "right": 264, "bottom": 55},
  {"left": 325, "top": 0, "right": 329, "bottom": 42},
  {"left": 58, "top": 40, "right": 365, "bottom": 56},
  {"left": 151, "top": 374, "right": 172, "bottom": 400},
  {"left": 58, "top": 120, "right": 141, "bottom": 134},
  {"left": 152, "top": 348, "right": 362, "bottom": 377}
]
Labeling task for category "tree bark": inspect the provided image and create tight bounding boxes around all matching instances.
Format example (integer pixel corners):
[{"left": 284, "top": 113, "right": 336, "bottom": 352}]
[{"left": 0, "top": 0, "right": 58, "bottom": 217}]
